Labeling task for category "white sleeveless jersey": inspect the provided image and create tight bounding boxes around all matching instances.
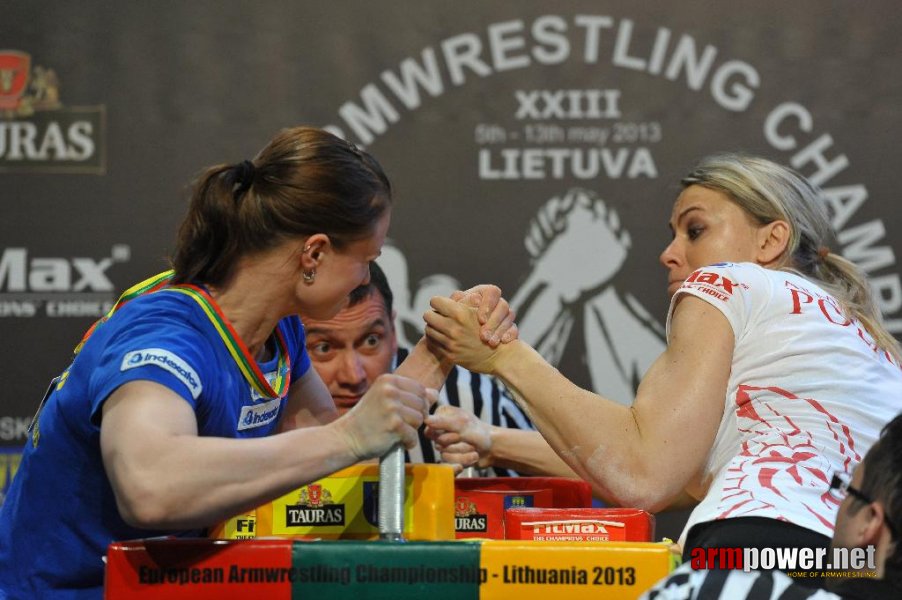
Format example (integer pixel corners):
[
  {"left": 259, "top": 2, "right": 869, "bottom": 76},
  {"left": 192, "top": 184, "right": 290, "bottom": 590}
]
[{"left": 666, "top": 262, "right": 902, "bottom": 544}]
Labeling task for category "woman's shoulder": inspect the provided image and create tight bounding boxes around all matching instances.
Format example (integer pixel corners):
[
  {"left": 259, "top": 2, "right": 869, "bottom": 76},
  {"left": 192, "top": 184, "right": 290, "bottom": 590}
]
[
  {"left": 718, "top": 262, "right": 822, "bottom": 292},
  {"left": 112, "top": 289, "right": 202, "bottom": 323},
  {"left": 100, "top": 289, "right": 219, "bottom": 347},
  {"left": 739, "top": 264, "right": 835, "bottom": 302},
  {"left": 680, "top": 261, "right": 775, "bottom": 299},
  {"left": 696, "top": 261, "right": 767, "bottom": 276}
]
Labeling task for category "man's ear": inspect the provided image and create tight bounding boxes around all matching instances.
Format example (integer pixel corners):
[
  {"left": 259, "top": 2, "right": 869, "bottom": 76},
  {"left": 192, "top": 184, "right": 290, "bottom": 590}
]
[
  {"left": 300, "top": 234, "right": 331, "bottom": 270},
  {"left": 756, "top": 220, "right": 791, "bottom": 266},
  {"left": 860, "top": 502, "right": 888, "bottom": 547}
]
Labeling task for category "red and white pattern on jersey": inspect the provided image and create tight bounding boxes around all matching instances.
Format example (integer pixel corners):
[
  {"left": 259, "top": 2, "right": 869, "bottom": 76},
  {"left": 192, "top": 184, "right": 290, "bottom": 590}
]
[
  {"left": 679, "top": 269, "right": 750, "bottom": 303},
  {"left": 714, "top": 384, "right": 860, "bottom": 530}
]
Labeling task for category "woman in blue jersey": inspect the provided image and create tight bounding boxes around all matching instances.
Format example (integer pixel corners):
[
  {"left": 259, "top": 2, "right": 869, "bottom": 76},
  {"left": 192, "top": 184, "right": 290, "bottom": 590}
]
[{"left": 0, "top": 126, "right": 512, "bottom": 599}]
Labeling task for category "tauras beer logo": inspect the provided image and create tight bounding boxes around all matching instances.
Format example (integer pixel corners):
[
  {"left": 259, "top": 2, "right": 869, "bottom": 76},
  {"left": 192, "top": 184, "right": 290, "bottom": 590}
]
[
  {"left": 454, "top": 497, "right": 488, "bottom": 532},
  {"left": 0, "top": 50, "right": 105, "bottom": 174},
  {"left": 286, "top": 484, "right": 345, "bottom": 527}
]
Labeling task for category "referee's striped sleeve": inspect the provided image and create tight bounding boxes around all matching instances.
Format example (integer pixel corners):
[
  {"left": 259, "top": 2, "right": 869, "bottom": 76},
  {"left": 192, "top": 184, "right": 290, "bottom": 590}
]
[
  {"left": 446, "top": 367, "right": 533, "bottom": 433},
  {"left": 639, "top": 563, "right": 839, "bottom": 600}
]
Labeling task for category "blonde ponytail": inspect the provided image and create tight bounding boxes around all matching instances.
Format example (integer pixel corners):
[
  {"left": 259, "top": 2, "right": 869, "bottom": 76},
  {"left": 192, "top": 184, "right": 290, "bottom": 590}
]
[{"left": 816, "top": 251, "right": 902, "bottom": 364}]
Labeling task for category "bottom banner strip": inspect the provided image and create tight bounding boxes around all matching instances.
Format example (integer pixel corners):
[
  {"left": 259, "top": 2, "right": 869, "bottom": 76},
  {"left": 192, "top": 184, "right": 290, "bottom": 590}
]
[{"left": 105, "top": 538, "right": 677, "bottom": 599}]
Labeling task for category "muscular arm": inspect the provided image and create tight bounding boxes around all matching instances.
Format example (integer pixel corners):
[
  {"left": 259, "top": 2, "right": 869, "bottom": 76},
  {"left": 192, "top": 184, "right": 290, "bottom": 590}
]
[
  {"left": 101, "top": 372, "right": 430, "bottom": 530},
  {"left": 395, "top": 336, "right": 454, "bottom": 390},
  {"left": 100, "top": 381, "right": 357, "bottom": 530},
  {"left": 484, "top": 427, "right": 579, "bottom": 477},
  {"left": 428, "top": 294, "right": 731, "bottom": 511},
  {"left": 490, "top": 429, "right": 700, "bottom": 508},
  {"left": 662, "top": 490, "right": 701, "bottom": 511}
]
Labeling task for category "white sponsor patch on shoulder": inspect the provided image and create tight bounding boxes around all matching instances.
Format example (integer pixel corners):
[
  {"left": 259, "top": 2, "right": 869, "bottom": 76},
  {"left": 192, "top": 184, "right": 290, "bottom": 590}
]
[
  {"left": 121, "top": 348, "right": 203, "bottom": 399},
  {"left": 237, "top": 397, "right": 282, "bottom": 431}
]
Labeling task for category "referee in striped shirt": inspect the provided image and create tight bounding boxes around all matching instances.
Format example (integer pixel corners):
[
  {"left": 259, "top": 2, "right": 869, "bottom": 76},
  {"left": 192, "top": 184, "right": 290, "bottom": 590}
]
[{"left": 301, "top": 261, "right": 533, "bottom": 477}]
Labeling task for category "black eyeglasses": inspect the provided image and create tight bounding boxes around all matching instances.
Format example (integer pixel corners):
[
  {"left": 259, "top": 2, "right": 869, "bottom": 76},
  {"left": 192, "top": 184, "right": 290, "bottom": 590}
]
[
  {"left": 830, "top": 472, "right": 897, "bottom": 538},
  {"left": 830, "top": 472, "right": 872, "bottom": 504}
]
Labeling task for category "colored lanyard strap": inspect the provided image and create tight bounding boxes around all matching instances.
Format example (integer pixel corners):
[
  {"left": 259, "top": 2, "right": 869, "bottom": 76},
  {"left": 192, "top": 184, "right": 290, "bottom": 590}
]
[
  {"left": 73, "top": 270, "right": 176, "bottom": 355},
  {"left": 74, "top": 270, "right": 290, "bottom": 400},
  {"left": 164, "top": 284, "right": 290, "bottom": 399}
]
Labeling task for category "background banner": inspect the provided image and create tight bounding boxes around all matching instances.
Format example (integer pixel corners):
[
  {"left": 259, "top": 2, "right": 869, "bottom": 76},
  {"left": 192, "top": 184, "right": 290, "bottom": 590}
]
[{"left": 3, "top": 1, "right": 901, "bottom": 536}]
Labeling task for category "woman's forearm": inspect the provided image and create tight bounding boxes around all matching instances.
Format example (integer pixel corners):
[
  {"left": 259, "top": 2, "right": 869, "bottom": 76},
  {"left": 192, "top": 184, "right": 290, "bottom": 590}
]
[
  {"left": 104, "top": 417, "right": 359, "bottom": 530},
  {"left": 491, "top": 340, "right": 652, "bottom": 504},
  {"left": 487, "top": 426, "right": 580, "bottom": 478},
  {"left": 395, "top": 336, "right": 454, "bottom": 390}
]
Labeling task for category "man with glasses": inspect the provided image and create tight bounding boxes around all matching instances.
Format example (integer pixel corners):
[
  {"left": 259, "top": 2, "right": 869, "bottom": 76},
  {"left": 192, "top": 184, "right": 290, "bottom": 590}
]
[{"left": 640, "top": 413, "right": 902, "bottom": 599}]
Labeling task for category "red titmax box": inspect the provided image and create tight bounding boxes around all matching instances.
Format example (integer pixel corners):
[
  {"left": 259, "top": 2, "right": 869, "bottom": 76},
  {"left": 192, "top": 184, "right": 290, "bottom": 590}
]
[{"left": 505, "top": 507, "right": 656, "bottom": 542}]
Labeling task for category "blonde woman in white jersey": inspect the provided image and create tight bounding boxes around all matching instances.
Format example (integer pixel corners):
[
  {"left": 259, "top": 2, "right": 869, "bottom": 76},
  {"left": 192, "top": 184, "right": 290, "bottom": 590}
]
[{"left": 424, "top": 153, "right": 902, "bottom": 589}]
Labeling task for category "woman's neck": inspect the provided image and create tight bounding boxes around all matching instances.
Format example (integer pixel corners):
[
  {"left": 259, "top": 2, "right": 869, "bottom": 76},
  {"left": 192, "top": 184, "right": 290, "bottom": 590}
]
[{"left": 206, "top": 257, "right": 294, "bottom": 358}]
